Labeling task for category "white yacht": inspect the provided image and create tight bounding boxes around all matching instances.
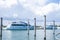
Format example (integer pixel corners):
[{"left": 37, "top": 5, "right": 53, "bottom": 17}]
[{"left": 3, "top": 21, "right": 34, "bottom": 30}]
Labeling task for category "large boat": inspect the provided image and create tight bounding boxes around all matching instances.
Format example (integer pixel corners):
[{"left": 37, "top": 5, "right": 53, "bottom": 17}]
[{"left": 3, "top": 21, "right": 34, "bottom": 30}]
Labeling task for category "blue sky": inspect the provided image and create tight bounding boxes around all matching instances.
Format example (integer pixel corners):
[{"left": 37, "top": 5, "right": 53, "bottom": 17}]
[{"left": 0, "top": 0, "right": 60, "bottom": 22}]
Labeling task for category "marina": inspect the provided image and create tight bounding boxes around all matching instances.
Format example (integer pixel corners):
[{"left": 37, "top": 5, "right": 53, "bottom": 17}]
[
  {"left": 1, "top": 17, "right": 60, "bottom": 40},
  {"left": 0, "top": 0, "right": 60, "bottom": 40}
]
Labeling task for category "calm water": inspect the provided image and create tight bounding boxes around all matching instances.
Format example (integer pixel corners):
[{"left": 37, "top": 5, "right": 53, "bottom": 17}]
[{"left": 2, "top": 29, "right": 60, "bottom": 40}]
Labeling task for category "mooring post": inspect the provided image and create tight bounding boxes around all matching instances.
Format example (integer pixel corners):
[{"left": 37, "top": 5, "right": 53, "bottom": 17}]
[
  {"left": 34, "top": 18, "right": 36, "bottom": 40},
  {"left": 0, "top": 17, "right": 3, "bottom": 39},
  {"left": 27, "top": 19, "right": 29, "bottom": 36},
  {"left": 44, "top": 15, "right": 46, "bottom": 40},
  {"left": 1, "top": 17, "right": 3, "bottom": 35},
  {"left": 53, "top": 21, "right": 55, "bottom": 40},
  {"left": 27, "top": 19, "right": 30, "bottom": 40}
]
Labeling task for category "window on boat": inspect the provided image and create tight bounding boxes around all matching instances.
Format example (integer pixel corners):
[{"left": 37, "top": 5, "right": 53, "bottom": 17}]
[
  {"left": 11, "top": 24, "right": 31, "bottom": 26},
  {"left": 11, "top": 24, "right": 28, "bottom": 26}
]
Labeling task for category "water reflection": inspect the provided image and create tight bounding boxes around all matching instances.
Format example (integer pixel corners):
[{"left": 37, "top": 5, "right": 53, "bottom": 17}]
[
  {"left": 2, "top": 30, "right": 12, "bottom": 40},
  {"left": 27, "top": 35, "right": 29, "bottom": 40},
  {"left": 34, "top": 36, "right": 36, "bottom": 40},
  {"left": 2, "top": 30, "right": 60, "bottom": 40}
]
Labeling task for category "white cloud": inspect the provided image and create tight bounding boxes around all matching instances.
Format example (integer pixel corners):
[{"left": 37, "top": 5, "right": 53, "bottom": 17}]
[
  {"left": 19, "top": 0, "right": 48, "bottom": 16},
  {"left": 13, "top": 13, "right": 18, "bottom": 18},
  {"left": 19, "top": 0, "right": 47, "bottom": 6},
  {"left": 35, "top": 3, "right": 59, "bottom": 15},
  {"left": 0, "top": 0, "right": 17, "bottom": 8},
  {"left": 0, "top": 0, "right": 60, "bottom": 16},
  {"left": 19, "top": 0, "right": 60, "bottom": 16}
]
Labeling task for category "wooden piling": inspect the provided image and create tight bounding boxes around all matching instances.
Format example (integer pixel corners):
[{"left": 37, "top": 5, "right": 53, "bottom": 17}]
[
  {"left": 34, "top": 18, "right": 36, "bottom": 40},
  {"left": 0, "top": 17, "right": 3, "bottom": 40},
  {"left": 27, "top": 19, "right": 29, "bottom": 35},
  {"left": 53, "top": 21, "right": 55, "bottom": 40},
  {"left": 44, "top": 15, "right": 46, "bottom": 40},
  {"left": 1, "top": 17, "right": 3, "bottom": 36}
]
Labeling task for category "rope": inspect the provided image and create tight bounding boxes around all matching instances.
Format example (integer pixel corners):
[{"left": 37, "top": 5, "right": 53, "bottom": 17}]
[{"left": 55, "top": 33, "right": 60, "bottom": 40}]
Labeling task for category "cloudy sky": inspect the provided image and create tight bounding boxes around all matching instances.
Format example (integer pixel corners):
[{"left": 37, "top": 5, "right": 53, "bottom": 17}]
[{"left": 0, "top": 0, "right": 60, "bottom": 22}]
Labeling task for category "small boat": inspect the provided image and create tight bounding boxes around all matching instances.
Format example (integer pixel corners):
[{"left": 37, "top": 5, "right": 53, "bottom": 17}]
[
  {"left": 3, "top": 21, "right": 34, "bottom": 30},
  {"left": 46, "top": 25, "right": 57, "bottom": 30},
  {"left": 57, "top": 27, "right": 60, "bottom": 29}
]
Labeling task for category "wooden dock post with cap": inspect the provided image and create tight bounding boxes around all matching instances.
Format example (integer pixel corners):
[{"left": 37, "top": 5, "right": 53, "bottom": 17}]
[
  {"left": 1, "top": 17, "right": 3, "bottom": 36},
  {"left": 34, "top": 18, "right": 36, "bottom": 40},
  {"left": 27, "top": 19, "right": 30, "bottom": 40},
  {"left": 27, "top": 19, "right": 29, "bottom": 36},
  {"left": 44, "top": 15, "right": 46, "bottom": 40},
  {"left": 53, "top": 20, "right": 55, "bottom": 40},
  {"left": 0, "top": 17, "right": 3, "bottom": 40}
]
